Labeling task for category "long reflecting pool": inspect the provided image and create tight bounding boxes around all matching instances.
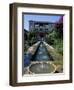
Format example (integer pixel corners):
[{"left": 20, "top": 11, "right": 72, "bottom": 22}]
[
  {"left": 24, "top": 41, "right": 55, "bottom": 74},
  {"left": 33, "top": 42, "right": 53, "bottom": 61}
]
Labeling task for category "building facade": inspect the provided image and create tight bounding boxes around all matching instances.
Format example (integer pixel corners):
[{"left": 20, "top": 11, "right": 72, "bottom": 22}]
[{"left": 29, "top": 20, "right": 55, "bottom": 32}]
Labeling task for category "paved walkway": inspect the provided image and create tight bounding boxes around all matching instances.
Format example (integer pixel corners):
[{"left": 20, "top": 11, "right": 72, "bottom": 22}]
[
  {"left": 43, "top": 41, "right": 63, "bottom": 61},
  {"left": 26, "top": 41, "right": 40, "bottom": 55}
]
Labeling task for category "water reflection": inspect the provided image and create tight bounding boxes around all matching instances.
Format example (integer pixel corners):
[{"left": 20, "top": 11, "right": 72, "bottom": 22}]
[
  {"left": 30, "top": 63, "right": 55, "bottom": 74},
  {"left": 33, "top": 42, "right": 52, "bottom": 61}
]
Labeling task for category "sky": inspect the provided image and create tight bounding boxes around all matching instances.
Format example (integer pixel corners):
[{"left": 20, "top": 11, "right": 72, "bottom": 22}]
[{"left": 23, "top": 14, "right": 62, "bottom": 31}]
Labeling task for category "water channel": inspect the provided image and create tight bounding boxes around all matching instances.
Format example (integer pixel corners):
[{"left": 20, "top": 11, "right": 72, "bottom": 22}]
[
  {"left": 32, "top": 41, "right": 53, "bottom": 61},
  {"left": 24, "top": 41, "right": 55, "bottom": 74},
  {"left": 29, "top": 42, "right": 55, "bottom": 74}
]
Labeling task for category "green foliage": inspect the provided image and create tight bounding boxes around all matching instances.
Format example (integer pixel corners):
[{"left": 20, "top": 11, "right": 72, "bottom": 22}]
[
  {"left": 24, "top": 30, "right": 37, "bottom": 53},
  {"left": 28, "top": 31, "right": 37, "bottom": 46},
  {"left": 45, "top": 24, "right": 63, "bottom": 55}
]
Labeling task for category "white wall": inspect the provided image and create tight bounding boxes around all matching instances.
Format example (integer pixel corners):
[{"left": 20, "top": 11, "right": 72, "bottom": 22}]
[{"left": 0, "top": 0, "right": 74, "bottom": 90}]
